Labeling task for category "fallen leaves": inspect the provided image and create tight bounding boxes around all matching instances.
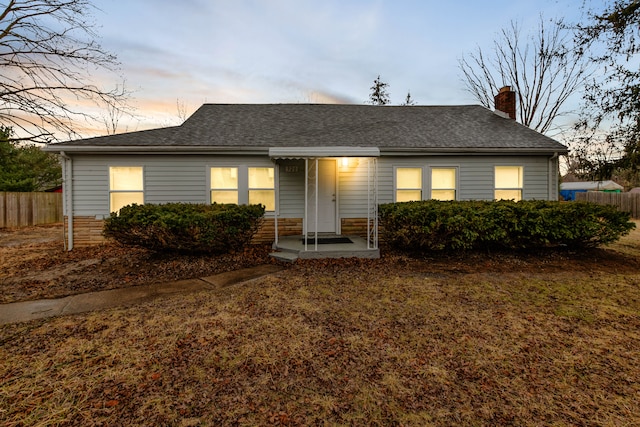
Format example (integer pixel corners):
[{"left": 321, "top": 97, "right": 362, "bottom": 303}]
[{"left": 1, "top": 225, "right": 640, "bottom": 425}]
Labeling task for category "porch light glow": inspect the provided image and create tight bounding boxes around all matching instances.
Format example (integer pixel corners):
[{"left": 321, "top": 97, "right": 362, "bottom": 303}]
[{"left": 341, "top": 157, "right": 349, "bottom": 168}]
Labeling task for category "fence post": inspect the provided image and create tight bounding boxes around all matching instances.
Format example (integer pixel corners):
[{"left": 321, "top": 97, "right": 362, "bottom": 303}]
[{"left": 0, "top": 192, "right": 5, "bottom": 228}]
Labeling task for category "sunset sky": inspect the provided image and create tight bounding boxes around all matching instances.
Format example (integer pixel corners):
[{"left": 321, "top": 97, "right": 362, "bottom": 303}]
[{"left": 83, "top": 0, "right": 590, "bottom": 136}]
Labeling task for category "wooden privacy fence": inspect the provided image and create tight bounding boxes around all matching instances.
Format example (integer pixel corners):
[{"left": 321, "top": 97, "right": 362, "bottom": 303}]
[
  {"left": 0, "top": 192, "right": 63, "bottom": 228},
  {"left": 575, "top": 192, "right": 640, "bottom": 219}
]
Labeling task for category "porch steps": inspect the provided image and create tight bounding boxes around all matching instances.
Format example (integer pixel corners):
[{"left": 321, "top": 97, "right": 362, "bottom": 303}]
[
  {"left": 269, "top": 251, "right": 299, "bottom": 263},
  {"left": 269, "top": 235, "right": 380, "bottom": 261}
]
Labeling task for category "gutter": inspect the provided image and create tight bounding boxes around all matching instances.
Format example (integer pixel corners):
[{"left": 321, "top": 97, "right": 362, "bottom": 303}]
[
  {"left": 549, "top": 152, "right": 560, "bottom": 200},
  {"left": 60, "top": 151, "right": 73, "bottom": 251},
  {"left": 380, "top": 147, "right": 569, "bottom": 156},
  {"left": 43, "top": 145, "right": 270, "bottom": 155},
  {"left": 42, "top": 145, "right": 570, "bottom": 156}
]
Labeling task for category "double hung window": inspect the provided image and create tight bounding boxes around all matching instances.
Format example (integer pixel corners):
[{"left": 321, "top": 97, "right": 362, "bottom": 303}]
[
  {"left": 248, "top": 167, "right": 275, "bottom": 211},
  {"left": 495, "top": 166, "right": 523, "bottom": 201},
  {"left": 109, "top": 166, "right": 144, "bottom": 213},
  {"left": 396, "top": 167, "right": 422, "bottom": 202},
  {"left": 431, "top": 168, "right": 456, "bottom": 201},
  {"left": 210, "top": 167, "right": 239, "bottom": 204},
  {"left": 210, "top": 166, "right": 275, "bottom": 211}
]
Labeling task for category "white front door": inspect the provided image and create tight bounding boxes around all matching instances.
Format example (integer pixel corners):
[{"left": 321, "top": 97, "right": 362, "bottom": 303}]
[{"left": 307, "top": 159, "right": 336, "bottom": 233}]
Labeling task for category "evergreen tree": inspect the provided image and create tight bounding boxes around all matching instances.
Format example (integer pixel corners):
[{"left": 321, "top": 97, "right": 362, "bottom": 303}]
[
  {"left": 0, "top": 126, "right": 62, "bottom": 191},
  {"left": 369, "top": 75, "right": 390, "bottom": 105},
  {"left": 401, "top": 91, "right": 416, "bottom": 106}
]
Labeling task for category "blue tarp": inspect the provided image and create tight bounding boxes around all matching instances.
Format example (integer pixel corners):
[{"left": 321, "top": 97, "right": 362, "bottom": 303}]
[{"left": 560, "top": 189, "right": 587, "bottom": 201}]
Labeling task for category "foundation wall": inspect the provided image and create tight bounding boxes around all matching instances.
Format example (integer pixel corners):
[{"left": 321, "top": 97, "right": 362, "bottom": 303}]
[
  {"left": 65, "top": 216, "right": 107, "bottom": 248},
  {"left": 66, "top": 216, "right": 306, "bottom": 248},
  {"left": 253, "top": 218, "right": 303, "bottom": 243},
  {"left": 340, "top": 218, "right": 371, "bottom": 238}
]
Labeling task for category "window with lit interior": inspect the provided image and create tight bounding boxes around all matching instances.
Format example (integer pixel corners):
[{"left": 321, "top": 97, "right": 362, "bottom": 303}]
[
  {"left": 431, "top": 168, "right": 456, "bottom": 200},
  {"left": 210, "top": 167, "right": 238, "bottom": 204},
  {"left": 494, "top": 166, "right": 523, "bottom": 201},
  {"left": 248, "top": 167, "right": 275, "bottom": 211},
  {"left": 109, "top": 166, "right": 144, "bottom": 213},
  {"left": 396, "top": 167, "right": 422, "bottom": 202}
]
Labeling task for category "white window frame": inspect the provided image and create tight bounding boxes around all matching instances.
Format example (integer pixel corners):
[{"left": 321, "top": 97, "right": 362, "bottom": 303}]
[
  {"left": 394, "top": 166, "right": 424, "bottom": 202},
  {"left": 208, "top": 165, "right": 276, "bottom": 213},
  {"left": 209, "top": 166, "right": 240, "bottom": 205},
  {"left": 429, "top": 166, "right": 458, "bottom": 201},
  {"left": 248, "top": 166, "right": 275, "bottom": 211},
  {"left": 109, "top": 166, "right": 144, "bottom": 213},
  {"left": 494, "top": 166, "right": 524, "bottom": 201}
]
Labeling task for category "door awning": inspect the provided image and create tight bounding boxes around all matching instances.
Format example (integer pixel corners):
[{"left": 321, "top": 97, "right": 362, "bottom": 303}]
[{"left": 269, "top": 146, "right": 380, "bottom": 159}]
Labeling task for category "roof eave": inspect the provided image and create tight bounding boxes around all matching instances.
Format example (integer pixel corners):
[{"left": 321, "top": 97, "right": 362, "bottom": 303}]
[
  {"left": 380, "top": 147, "right": 568, "bottom": 155},
  {"left": 44, "top": 144, "right": 569, "bottom": 156},
  {"left": 43, "top": 145, "right": 270, "bottom": 155}
]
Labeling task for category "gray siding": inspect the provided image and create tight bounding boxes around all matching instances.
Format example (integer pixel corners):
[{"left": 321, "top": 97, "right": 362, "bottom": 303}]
[
  {"left": 69, "top": 153, "right": 559, "bottom": 219},
  {"left": 277, "top": 160, "right": 305, "bottom": 217},
  {"left": 70, "top": 154, "right": 274, "bottom": 217},
  {"left": 378, "top": 155, "right": 555, "bottom": 203},
  {"left": 338, "top": 158, "right": 377, "bottom": 219}
]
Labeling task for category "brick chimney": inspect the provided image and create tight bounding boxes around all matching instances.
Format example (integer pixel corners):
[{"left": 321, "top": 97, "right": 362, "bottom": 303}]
[{"left": 494, "top": 86, "right": 516, "bottom": 120}]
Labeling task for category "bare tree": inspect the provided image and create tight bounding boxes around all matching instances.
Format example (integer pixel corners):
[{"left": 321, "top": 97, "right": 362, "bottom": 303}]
[
  {"left": 569, "top": 1, "right": 640, "bottom": 182},
  {"left": 100, "top": 80, "right": 137, "bottom": 135},
  {"left": 459, "top": 16, "right": 591, "bottom": 134},
  {"left": 176, "top": 98, "right": 189, "bottom": 124},
  {"left": 1, "top": 0, "right": 128, "bottom": 143}
]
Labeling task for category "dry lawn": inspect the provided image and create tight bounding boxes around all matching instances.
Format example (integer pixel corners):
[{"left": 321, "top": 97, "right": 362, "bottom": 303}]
[{"left": 1, "top": 224, "right": 640, "bottom": 425}]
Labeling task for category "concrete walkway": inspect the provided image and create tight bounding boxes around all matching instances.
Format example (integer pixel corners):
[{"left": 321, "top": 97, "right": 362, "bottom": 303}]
[{"left": 0, "top": 264, "right": 283, "bottom": 325}]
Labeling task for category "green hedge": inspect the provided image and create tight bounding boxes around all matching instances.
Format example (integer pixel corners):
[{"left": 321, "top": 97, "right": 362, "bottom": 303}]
[
  {"left": 103, "top": 203, "right": 265, "bottom": 254},
  {"left": 378, "top": 200, "right": 635, "bottom": 252}
]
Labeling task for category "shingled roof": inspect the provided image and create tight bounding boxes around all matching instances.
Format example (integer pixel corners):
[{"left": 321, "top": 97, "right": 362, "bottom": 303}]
[{"left": 46, "top": 104, "right": 567, "bottom": 154}]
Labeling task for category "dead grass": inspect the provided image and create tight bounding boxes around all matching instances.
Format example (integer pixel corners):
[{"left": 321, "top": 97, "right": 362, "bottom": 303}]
[
  {"left": 0, "top": 224, "right": 275, "bottom": 304},
  {"left": 607, "top": 219, "right": 640, "bottom": 258},
  {"left": 2, "top": 256, "right": 640, "bottom": 425},
  {"left": 2, "top": 223, "right": 640, "bottom": 425}
]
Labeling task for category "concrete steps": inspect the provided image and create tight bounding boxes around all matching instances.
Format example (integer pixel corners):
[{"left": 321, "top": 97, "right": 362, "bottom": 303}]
[
  {"left": 269, "top": 235, "right": 380, "bottom": 261},
  {"left": 269, "top": 251, "right": 299, "bottom": 262}
]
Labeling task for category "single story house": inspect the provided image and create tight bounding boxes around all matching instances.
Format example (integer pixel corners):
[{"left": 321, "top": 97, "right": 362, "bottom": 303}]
[
  {"left": 560, "top": 180, "right": 624, "bottom": 201},
  {"left": 45, "top": 87, "right": 567, "bottom": 258}
]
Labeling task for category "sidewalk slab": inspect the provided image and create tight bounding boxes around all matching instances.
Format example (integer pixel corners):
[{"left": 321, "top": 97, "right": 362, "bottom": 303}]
[
  {"left": 60, "top": 278, "right": 209, "bottom": 316},
  {"left": 200, "top": 264, "right": 283, "bottom": 287},
  {"left": 0, "top": 264, "right": 284, "bottom": 325},
  {"left": 0, "top": 297, "right": 72, "bottom": 324}
]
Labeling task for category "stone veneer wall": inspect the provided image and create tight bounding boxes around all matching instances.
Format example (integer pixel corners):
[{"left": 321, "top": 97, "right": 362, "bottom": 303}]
[
  {"left": 252, "top": 218, "right": 303, "bottom": 243},
  {"left": 64, "top": 216, "right": 106, "bottom": 248},
  {"left": 66, "top": 216, "right": 305, "bottom": 248},
  {"left": 340, "top": 218, "right": 371, "bottom": 238}
]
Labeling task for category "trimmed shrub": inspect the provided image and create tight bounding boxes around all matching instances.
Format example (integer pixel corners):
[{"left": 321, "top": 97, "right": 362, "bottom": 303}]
[
  {"left": 103, "top": 203, "right": 265, "bottom": 254},
  {"left": 378, "top": 200, "right": 635, "bottom": 252}
]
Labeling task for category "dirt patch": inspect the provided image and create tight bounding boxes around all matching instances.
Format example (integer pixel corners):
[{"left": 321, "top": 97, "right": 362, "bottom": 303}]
[
  {"left": 1, "top": 222, "right": 640, "bottom": 304},
  {"left": 0, "top": 223, "right": 63, "bottom": 247}
]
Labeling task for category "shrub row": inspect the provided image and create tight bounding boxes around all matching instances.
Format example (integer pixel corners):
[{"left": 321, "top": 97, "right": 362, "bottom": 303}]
[
  {"left": 378, "top": 200, "right": 635, "bottom": 252},
  {"left": 103, "top": 203, "right": 265, "bottom": 254}
]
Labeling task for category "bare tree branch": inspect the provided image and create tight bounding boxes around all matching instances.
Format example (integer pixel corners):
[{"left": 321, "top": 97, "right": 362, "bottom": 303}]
[
  {"left": 0, "top": 0, "right": 129, "bottom": 143},
  {"left": 458, "top": 16, "right": 592, "bottom": 135},
  {"left": 175, "top": 98, "right": 189, "bottom": 124}
]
